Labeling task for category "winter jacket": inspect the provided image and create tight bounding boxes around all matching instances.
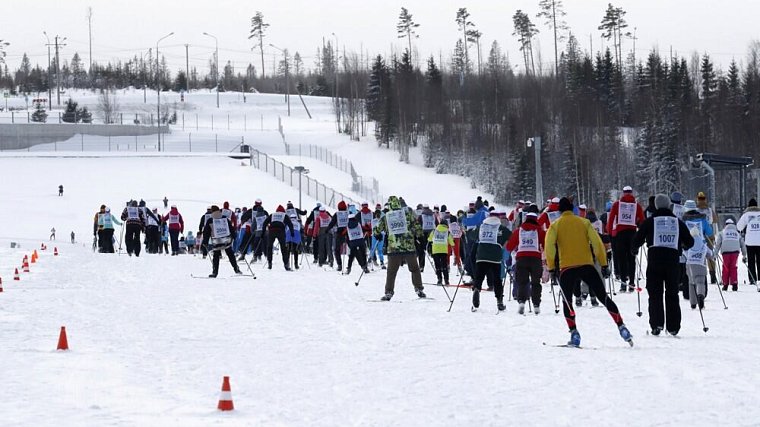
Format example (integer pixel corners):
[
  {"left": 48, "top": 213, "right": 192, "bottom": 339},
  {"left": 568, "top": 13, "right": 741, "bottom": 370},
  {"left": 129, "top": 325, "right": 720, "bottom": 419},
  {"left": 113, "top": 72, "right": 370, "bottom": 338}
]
[
  {"left": 715, "top": 224, "right": 747, "bottom": 256},
  {"left": 374, "top": 199, "right": 422, "bottom": 256},
  {"left": 163, "top": 207, "right": 184, "bottom": 233},
  {"left": 607, "top": 194, "right": 645, "bottom": 237},
  {"left": 505, "top": 219, "right": 545, "bottom": 260},
  {"left": 263, "top": 205, "right": 294, "bottom": 234},
  {"left": 736, "top": 206, "right": 760, "bottom": 246},
  {"left": 546, "top": 211, "right": 607, "bottom": 271},
  {"left": 474, "top": 217, "right": 510, "bottom": 264},
  {"left": 538, "top": 204, "right": 561, "bottom": 231},
  {"left": 632, "top": 208, "right": 694, "bottom": 266},
  {"left": 418, "top": 208, "right": 438, "bottom": 232},
  {"left": 201, "top": 211, "right": 236, "bottom": 249},
  {"left": 327, "top": 202, "right": 351, "bottom": 236},
  {"left": 427, "top": 224, "right": 455, "bottom": 255},
  {"left": 314, "top": 211, "right": 333, "bottom": 237},
  {"left": 359, "top": 207, "right": 374, "bottom": 233},
  {"left": 198, "top": 210, "right": 212, "bottom": 234},
  {"left": 222, "top": 202, "right": 237, "bottom": 228},
  {"left": 121, "top": 206, "right": 146, "bottom": 227},
  {"left": 345, "top": 213, "right": 366, "bottom": 247},
  {"left": 94, "top": 210, "right": 122, "bottom": 233},
  {"left": 682, "top": 210, "right": 714, "bottom": 239}
]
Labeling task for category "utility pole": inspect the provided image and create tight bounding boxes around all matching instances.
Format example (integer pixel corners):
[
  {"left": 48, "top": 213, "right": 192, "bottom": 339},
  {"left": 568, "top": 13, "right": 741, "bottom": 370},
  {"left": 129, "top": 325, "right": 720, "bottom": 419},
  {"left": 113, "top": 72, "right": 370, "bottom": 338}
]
[
  {"left": 43, "top": 32, "right": 52, "bottom": 107},
  {"left": 156, "top": 32, "right": 174, "bottom": 151},
  {"left": 528, "top": 137, "right": 543, "bottom": 205},
  {"left": 185, "top": 44, "right": 190, "bottom": 92},
  {"left": 270, "top": 44, "right": 290, "bottom": 116},
  {"left": 332, "top": 33, "right": 340, "bottom": 132},
  {"left": 87, "top": 7, "right": 93, "bottom": 77},
  {"left": 54, "top": 35, "right": 67, "bottom": 106},
  {"left": 202, "top": 33, "right": 219, "bottom": 108}
]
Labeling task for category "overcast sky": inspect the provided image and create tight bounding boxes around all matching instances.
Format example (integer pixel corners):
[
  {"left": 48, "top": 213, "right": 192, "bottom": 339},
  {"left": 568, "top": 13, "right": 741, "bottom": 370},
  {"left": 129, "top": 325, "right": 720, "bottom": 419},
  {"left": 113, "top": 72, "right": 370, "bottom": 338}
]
[{"left": 2, "top": 0, "right": 757, "bottom": 75}]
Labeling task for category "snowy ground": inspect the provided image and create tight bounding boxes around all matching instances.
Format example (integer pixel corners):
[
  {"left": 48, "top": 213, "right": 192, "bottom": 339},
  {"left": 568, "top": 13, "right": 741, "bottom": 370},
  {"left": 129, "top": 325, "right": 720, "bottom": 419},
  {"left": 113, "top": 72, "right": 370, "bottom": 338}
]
[{"left": 1, "top": 156, "right": 760, "bottom": 426}]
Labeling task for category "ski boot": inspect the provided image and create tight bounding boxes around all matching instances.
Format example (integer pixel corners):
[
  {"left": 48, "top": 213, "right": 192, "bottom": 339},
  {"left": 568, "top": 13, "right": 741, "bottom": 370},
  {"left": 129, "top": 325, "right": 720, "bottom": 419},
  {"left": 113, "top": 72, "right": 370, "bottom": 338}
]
[
  {"left": 710, "top": 271, "right": 717, "bottom": 284},
  {"left": 590, "top": 296, "right": 599, "bottom": 307},
  {"left": 697, "top": 294, "right": 705, "bottom": 309},
  {"left": 234, "top": 268, "right": 242, "bottom": 275},
  {"left": 497, "top": 297, "right": 506, "bottom": 311},
  {"left": 345, "top": 266, "right": 351, "bottom": 275},
  {"left": 380, "top": 293, "right": 393, "bottom": 301},
  {"left": 363, "top": 267, "right": 370, "bottom": 274},
  {"left": 416, "top": 289, "right": 427, "bottom": 299},
  {"left": 628, "top": 280, "right": 636, "bottom": 292},
  {"left": 722, "top": 284, "right": 728, "bottom": 291},
  {"left": 517, "top": 302, "right": 525, "bottom": 315},
  {"left": 651, "top": 326, "right": 663, "bottom": 336},
  {"left": 575, "top": 296, "right": 583, "bottom": 307},
  {"left": 472, "top": 289, "right": 480, "bottom": 309},
  {"left": 618, "top": 324, "right": 634, "bottom": 346},
  {"left": 619, "top": 282, "right": 627, "bottom": 293},
  {"left": 534, "top": 305, "right": 541, "bottom": 315},
  {"left": 568, "top": 328, "right": 581, "bottom": 347},
  {"left": 732, "top": 284, "right": 738, "bottom": 291}
]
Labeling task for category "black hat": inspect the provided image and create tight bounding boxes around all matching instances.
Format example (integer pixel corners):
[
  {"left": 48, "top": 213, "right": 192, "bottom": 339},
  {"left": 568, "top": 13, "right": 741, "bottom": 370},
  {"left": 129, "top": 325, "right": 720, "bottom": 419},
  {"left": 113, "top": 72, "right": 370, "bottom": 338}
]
[
  {"left": 559, "top": 197, "right": 573, "bottom": 212},
  {"left": 750, "top": 198, "right": 758, "bottom": 207},
  {"left": 210, "top": 205, "right": 221, "bottom": 212}
]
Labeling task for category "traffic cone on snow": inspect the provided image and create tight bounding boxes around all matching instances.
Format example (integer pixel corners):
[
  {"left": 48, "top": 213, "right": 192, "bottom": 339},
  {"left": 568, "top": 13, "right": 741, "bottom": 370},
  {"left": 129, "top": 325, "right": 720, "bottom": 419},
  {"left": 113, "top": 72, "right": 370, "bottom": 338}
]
[
  {"left": 0, "top": 277, "right": 3, "bottom": 292},
  {"left": 54, "top": 247, "right": 59, "bottom": 256},
  {"left": 41, "top": 243, "right": 45, "bottom": 250},
  {"left": 57, "top": 326, "right": 69, "bottom": 351},
  {"left": 13, "top": 268, "right": 20, "bottom": 281},
  {"left": 217, "top": 376, "right": 234, "bottom": 411},
  {"left": 22, "top": 259, "right": 30, "bottom": 273},
  {"left": 32, "top": 250, "right": 38, "bottom": 263}
]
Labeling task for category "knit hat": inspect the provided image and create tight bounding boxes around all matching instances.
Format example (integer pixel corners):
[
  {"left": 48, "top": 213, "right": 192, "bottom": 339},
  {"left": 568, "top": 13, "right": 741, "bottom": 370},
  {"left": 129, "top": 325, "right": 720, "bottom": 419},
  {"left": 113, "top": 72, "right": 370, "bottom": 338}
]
[
  {"left": 223, "top": 201, "right": 230, "bottom": 209},
  {"left": 338, "top": 201, "right": 347, "bottom": 211},
  {"left": 319, "top": 206, "right": 326, "bottom": 212},
  {"left": 210, "top": 205, "right": 220, "bottom": 212},
  {"left": 684, "top": 200, "right": 698, "bottom": 211},
  {"left": 525, "top": 212, "right": 538, "bottom": 218},
  {"left": 697, "top": 192, "right": 706, "bottom": 200},
  {"left": 670, "top": 191, "right": 683, "bottom": 204},
  {"left": 579, "top": 204, "right": 587, "bottom": 210},
  {"left": 551, "top": 197, "right": 560, "bottom": 204},
  {"left": 558, "top": 197, "right": 573, "bottom": 212},
  {"left": 255, "top": 198, "right": 262, "bottom": 205},
  {"left": 655, "top": 194, "right": 671, "bottom": 210},
  {"left": 726, "top": 218, "right": 735, "bottom": 225},
  {"left": 388, "top": 196, "right": 401, "bottom": 210},
  {"left": 276, "top": 205, "right": 285, "bottom": 213},
  {"left": 623, "top": 186, "right": 633, "bottom": 193},
  {"left": 750, "top": 198, "right": 758, "bottom": 207}
]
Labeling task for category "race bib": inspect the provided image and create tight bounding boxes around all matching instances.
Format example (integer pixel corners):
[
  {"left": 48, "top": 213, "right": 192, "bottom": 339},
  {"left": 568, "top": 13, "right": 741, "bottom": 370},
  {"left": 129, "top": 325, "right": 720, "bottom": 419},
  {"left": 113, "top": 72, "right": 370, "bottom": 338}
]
[
  {"left": 653, "top": 217, "right": 679, "bottom": 250},
  {"left": 449, "top": 222, "right": 462, "bottom": 238},
  {"left": 169, "top": 214, "right": 180, "bottom": 224},
  {"left": 432, "top": 230, "right": 448, "bottom": 244},
  {"left": 290, "top": 217, "right": 301, "bottom": 231},
  {"left": 212, "top": 218, "right": 231, "bottom": 238},
  {"left": 748, "top": 217, "right": 760, "bottom": 236},
  {"left": 286, "top": 208, "right": 296, "bottom": 217},
  {"left": 255, "top": 215, "right": 266, "bottom": 228},
  {"left": 618, "top": 202, "right": 636, "bottom": 226},
  {"left": 371, "top": 218, "right": 380, "bottom": 229},
  {"left": 348, "top": 226, "right": 364, "bottom": 241},
  {"left": 687, "top": 242, "right": 707, "bottom": 265},
  {"left": 386, "top": 210, "right": 408, "bottom": 235},
  {"left": 479, "top": 223, "right": 499, "bottom": 245},
  {"left": 465, "top": 213, "right": 476, "bottom": 231},
  {"left": 671, "top": 204, "right": 684, "bottom": 219},
  {"left": 361, "top": 212, "right": 373, "bottom": 225},
  {"left": 517, "top": 229, "right": 539, "bottom": 252},
  {"left": 337, "top": 211, "right": 349, "bottom": 228},
  {"left": 547, "top": 211, "right": 561, "bottom": 224},
  {"left": 147, "top": 216, "right": 158, "bottom": 227},
  {"left": 421, "top": 214, "right": 435, "bottom": 231},
  {"left": 723, "top": 229, "right": 739, "bottom": 242},
  {"left": 272, "top": 212, "right": 286, "bottom": 223},
  {"left": 319, "top": 215, "right": 330, "bottom": 228},
  {"left": 127, "top": 207, "right": 139, "bottom": 220},
  {"left": 100, "top": 213, "right": 112, "bottom": 228}
]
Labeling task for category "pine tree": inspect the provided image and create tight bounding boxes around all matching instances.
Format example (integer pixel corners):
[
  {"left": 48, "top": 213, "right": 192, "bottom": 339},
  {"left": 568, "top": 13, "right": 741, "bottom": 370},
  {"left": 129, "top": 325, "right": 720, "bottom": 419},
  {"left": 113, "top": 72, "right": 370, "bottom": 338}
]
[
  {"left": 62, "top": 98, "right": 79, "bottom": 123},
  {"left": 513, "top": 10, "right": 539, "bottom": 75},
  {"left": 536, "top": 0, "right": 569, "bottom": 75},
  {"left": 248, "top": 11, "right": 269, "bottom": 78},
  {"left": 396, "top": 7, "right": 420, "bottom": 60},
  {"left": 455, "top": 8, "right": 475, "bottom": 75},
  {"left": 598, "top": 4, "right": 630, "bottom": 69},
  {"left": 31, "top": 102, "right": 48, "bottom": 123}
]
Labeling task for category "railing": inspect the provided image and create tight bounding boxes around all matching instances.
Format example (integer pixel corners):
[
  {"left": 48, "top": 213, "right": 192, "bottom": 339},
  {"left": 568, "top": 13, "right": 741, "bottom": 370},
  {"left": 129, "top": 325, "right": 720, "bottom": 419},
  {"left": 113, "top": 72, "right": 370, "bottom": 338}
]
[
  {"left": 249, "top": 148, "right": 360, "bottom": 209},
  {"left": 0, "top": 132, "right": 249, "bottom": 153},
  {"left": 289, "top": 143, "right": 383, "bottom": 205}
]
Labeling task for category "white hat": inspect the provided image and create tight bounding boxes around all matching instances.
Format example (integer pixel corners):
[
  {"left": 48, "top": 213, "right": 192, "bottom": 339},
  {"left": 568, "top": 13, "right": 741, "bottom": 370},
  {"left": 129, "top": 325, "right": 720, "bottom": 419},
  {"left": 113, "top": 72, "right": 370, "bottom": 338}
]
[
  {"left": 526, "top": 212, "right": 538, "bottom": 218},
  {"left": 726, "top": 218, "right": 735, "bottom": 225},
  {"left": 551, "top": 197, "right": 560, "bottom": 204},
  {"left": 623, "top": 186, "right": 633, "bottom": 192},
  {"left": 579, "top": 204, "right": 587, "bottom": 210},
  {"left": 319, "top": 206, "right": 326, "bottom": 211}
]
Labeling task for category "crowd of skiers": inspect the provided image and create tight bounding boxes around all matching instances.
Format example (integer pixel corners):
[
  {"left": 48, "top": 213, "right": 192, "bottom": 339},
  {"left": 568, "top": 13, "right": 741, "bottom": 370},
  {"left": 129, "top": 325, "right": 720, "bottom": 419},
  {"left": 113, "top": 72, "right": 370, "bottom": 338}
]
[{"left": 91, "top": 186, "right": 755, "bottom": 347}]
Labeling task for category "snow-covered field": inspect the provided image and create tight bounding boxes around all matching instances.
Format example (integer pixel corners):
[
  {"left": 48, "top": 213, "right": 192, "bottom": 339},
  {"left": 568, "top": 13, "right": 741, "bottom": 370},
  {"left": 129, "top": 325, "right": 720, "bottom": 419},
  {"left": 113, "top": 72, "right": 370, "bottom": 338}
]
[{"left": 1, "top": 91, "right": 760, "bottom": 426}]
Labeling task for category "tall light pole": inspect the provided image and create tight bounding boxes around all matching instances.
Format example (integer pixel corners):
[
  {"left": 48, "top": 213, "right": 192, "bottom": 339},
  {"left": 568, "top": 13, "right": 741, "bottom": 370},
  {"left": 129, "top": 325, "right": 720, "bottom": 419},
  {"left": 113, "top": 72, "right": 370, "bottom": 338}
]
[
  {"left": 294, "top": 166, "right": 309, "bottom": 208},
  {"left": 331, "top": 32, "right": 340, "bottom": 132},
  {"left": 528, "top": 137, "right": 543, "bottom": 205},
  {"left": 156, "top": 32, "right": 174, "bottom": 152},
  {"left": 52, "top": 36, "right": 67, "bottom": 106},
  {"left": 203, "top": 32, "right": 219, "bottom": 108},
  {"left": 269, "top": 44, "right": 290, "bottom": 116},
  {"left": 43, "top": 32, "right": 52, "bottom": 108},
  {"left": 141, "top": 49, "right": 152, "bottom": 103}
]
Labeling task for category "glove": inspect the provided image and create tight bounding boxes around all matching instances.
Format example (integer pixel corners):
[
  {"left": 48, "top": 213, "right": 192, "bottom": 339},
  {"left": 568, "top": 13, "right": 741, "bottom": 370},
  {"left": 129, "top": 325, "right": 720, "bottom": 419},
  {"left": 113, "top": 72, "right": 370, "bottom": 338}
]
[
  {"left": 743, "top": 257, "right": 748, "bottom": 264},
  {"left": 601, "top": 265, "right": 611, "bottom": 279},
  {"left": 549, "top": 270, "right": 558, "bottom": 283}
]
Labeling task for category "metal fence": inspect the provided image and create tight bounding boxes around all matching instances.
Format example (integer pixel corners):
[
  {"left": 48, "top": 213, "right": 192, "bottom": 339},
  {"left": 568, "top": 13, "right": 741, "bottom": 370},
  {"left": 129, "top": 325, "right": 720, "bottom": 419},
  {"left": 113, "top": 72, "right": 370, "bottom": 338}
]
[
  {"left": 289, "top": 143, "right": 383, "bottom": 204},
  {"left": 1, "top": 132, "right": 249, "bottom": 153},
  {"left": 250, "top": 148, "right": 360, "bottom": 209}
]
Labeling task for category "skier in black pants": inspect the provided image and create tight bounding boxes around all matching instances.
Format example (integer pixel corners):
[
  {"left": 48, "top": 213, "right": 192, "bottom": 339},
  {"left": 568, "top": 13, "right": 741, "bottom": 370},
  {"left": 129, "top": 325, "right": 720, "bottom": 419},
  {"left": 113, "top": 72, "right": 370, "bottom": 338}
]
[
  {"left": 327, "top": 201, "right": 351, "bottom": 271},
  {"left": 145, "top": 207, "right": 162, "bottom": 254},
  {"left": 201, "top": 205, "right": 241, "bottom": 278},
  {"left": 121, "top": 200, "right": 145, "bottom": 256},
  {"left": 632, "top": 194, "right": 694, "bottom": 335},
  {"left": 262, "top": 205, "right": 294, "bottom": 270},
  {"left": 345, "top": 211, "right": 370, "bottom": 275}
]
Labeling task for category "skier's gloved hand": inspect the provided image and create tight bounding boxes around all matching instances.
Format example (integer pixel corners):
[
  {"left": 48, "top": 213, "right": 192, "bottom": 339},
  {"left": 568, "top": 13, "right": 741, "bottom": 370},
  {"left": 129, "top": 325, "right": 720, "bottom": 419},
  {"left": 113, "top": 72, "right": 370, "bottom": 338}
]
[
  {"left": 601, "top": 265, "right": 611, "bottom": 279},
  {"left": 549, "top": 270, "right": 558, "bottom": 283},
  {"left": 743, "top": 256, "right": 748, "bottom": 264}
]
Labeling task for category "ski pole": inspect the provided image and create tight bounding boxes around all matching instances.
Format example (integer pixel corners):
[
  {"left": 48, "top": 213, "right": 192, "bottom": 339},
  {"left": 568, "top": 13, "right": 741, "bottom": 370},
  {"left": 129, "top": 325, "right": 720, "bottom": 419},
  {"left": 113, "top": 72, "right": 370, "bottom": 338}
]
[
  {"left": 354, "top": 269, "right": 365, "bottom": 286},
  {"left": 745, "top": 259, "right": 760, "bottom": 291},
  {"left": 712, "top": 256, "right": 728, "bottom": 309},
  {"left": 550, "top": 276, "right": 559, "bottom": 314},
  {"left": 447, "top": 266, "right": 466, "bottom": 312},
  {"left": 239, "top": 254, "right": 257, "bottom": 279},
  {"left": 697, "top": 299, "right": 709, "bottom": 333},
  {"left": 635, "top": 258, "right": 643, "bottom": 317}
]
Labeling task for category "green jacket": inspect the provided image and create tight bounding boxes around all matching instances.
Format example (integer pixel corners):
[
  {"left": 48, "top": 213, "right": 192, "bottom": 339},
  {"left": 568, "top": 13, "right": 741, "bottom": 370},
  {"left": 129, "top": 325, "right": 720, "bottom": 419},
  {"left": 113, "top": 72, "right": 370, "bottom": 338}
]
[
  {"left": 475, "top": 217, "right": 510, "bottom": 264},
  {"left": 374, "top": 206, "right": 422, "bottom": 256},
  {"left": 428, "top": 224, "right": 454, "bottom": 254}
]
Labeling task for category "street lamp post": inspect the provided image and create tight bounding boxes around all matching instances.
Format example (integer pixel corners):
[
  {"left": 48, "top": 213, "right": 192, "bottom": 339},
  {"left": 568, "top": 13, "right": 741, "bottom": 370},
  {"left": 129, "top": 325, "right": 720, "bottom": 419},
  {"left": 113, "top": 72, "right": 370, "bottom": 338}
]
[
  {"left": 43, "top": 32, "right": 52, "bottom": 108},
  {"left": 294, "top": 166, "right": 309, "bottom": 208},
  {"left": 156, "top": 32, "right": 174, "bottom": 152},
  {"left": 269, "top": 44, "right": 290, "bottom": 116},
  {"left": 202, "top": 32, "right": 220, "bottom": 108},
  {"left": 527, "top": 137, "right": 543, "bottom": 205},
  {"left": 331, "top": 33, "right": 340, "bottom": 132},
  {"left": 141, "top": 49, "right": 152, "bottom": 103}
]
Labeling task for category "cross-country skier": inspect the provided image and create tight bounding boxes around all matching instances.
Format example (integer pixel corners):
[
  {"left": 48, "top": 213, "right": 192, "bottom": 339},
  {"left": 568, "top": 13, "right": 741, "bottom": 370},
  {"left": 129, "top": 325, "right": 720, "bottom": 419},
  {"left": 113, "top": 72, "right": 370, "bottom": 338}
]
[
  {"left": 546, "top": 197, "right": 632, "bottom": 347},
  {"left": 632, "top": 194, "right": 694, "bottom": 336},
  {"left": 163, "top": 205, "right": 184, "bottom": 256},
  {"left": 327, "top": 201, "right": 351, "bottom": 271},
  {"left": 736, "top": 198, "right": 760, "bottom": 286},
  {"left": 201, "top": 205, "right": 242, "bottom": 278},
  {"left": 428, "top": 221, "right": 455, "bottom": 285},
  {"left": 198, "top": 207, "right": 213, "bottom": 259},
  {"left": 714, "top": 218, "right": 746, "bottom": 291},
  {"left": 471, "top": 212, "right": 511, "bottom": 311},
  {"left": 417, "top": 204, "right": 438, "bottom": 273},
  {"left": 374, "top": 196, "right": 426, "bottom": 301},
  {"left": 506, "top": 207, "right": 545, "bottom": 314},
  {"left": 262, "top": 205, "right": 294, "bottom": 270},
  {"left": 696, "top": 192, "right": 719, "bottom": 284},
  {"left": 93, "top": 205, "right": 121, "bottom": 253},
  {"left": 121, "top": 200, "right": 145, "bottom": 257},
  {"left": 682, "top": 199, "right": 714, "bottom": 301},
  {"left": 370, "top": 207, "right": 386, "bottom": 269},
  {"left": 607, "top": 186, "right": 645, "bottom": 292},
  {"left": 345, "top": 206, "right": 370, "bottom": 275}
]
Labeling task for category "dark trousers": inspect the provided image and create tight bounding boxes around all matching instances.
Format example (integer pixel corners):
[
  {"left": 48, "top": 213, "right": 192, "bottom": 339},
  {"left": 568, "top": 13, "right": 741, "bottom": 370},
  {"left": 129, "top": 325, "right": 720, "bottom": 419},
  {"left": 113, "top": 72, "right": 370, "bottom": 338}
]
[
  {"left": 266, "top": 229, "right": 289, "bottom": 267},
  {"left": 347, "top": 241, "right": 368, "bottom": 270},
  {"left": 680, "top": 262, "right": 690, "bottom": 299},
  {"left": 289, "top": 242, "right": 301, "bottom": 269},
  {"left": 169, "top": 230, "right": 180, "bottom": 254},
  {"left": 474, "top": 262, "right": 504, "bottom": 299},
  {"left": 559, "top": 265, "right": 622, "bottom": 331},
  {"left": 212, "top": 246, "right": 239, "bottom": 275},
  {"left": 98, "top": 229, "right": 115, "bottom": 253},
  {"left": 613, "top": 230, "right": 636, "bottom": 283},
  {"left": 432, "top": 253, "right": 450, "bottom": 284},
  {"left": 514, "top": 256, "right": 543, "bottom": 306},
  {"left": 464, "top": 238, "right": 477, "bottom": 278},
  {"left": 334, "top": 234, "right": 347, "bottom": 268},
  {"left": 252, "top": 233, "right": 266, "bottom": 259},
  {"left": 747, "top": 245, "right": 760, "bottom": 283},
  {"left": 416, "top": 232, "right": 431, "bottom": 270},
  {"left": 318, "top": 233, "right": 331, "bottom": 265},
  {"left": 646, "top": 260, "right": 682, "bottom": 333},
  {"left": 146, "top": 226, "right": 160, "bottom": 254},
  {"left": 125, "top": 224, "right": 142, "bottom": 256}
]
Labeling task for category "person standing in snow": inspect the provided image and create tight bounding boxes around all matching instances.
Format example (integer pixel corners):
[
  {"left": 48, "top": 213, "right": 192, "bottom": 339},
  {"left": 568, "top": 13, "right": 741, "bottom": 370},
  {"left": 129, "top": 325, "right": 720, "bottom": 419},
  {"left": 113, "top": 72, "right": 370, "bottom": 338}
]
[
  {"left": 121, "top": 200, "right": 146, "bottom": 257},
  {"left": 262, "top": 205, "right": 294, "bottom": 270},
  {"left": 70, "top": 231, "right": 75, "bottom": 244},
  {"left": 417, "top": 204, "right": 438, "bottom": 273},
  {"left": 632, "top": 194, "right": 694, "bottom": 336},
  {"left": 163, "top": 205, "right": 184, "bottom": 256},
  {"left": 285, "top": 202, "right": 305, "bottom": 269},
  {"left": 370, "top": 207, "right": 386, "bottom": 269},
  {"left": 373, "top": 196, "right": 426, "bottom": 301},
  {"left": 163, "top": 196, "right": 169, "bottom": 209},
  {"left": 326, "top": 201, "right": 352, "bottom": 272},
  {"left": 681, "top": 200, "right": 714, "bottom": 301},
  {"left": 714, "top": 218, "right": 747, "bottom": 291},
  {"left": 197, "top": 207, "right": 213, "bottom": 259},
  {"left": 50, "top": 227, "right": 56, "bottom": 241},
  {"left": 505, "top": 208, "right": 546, "bottom": 315},
  {"left": 201, "top": 205, "right": 242, "bottom": 277},
  {"left": 428, "top": 221, "right": 455, "bottom": 286},
  {"left": 470, "top": 212, "right": 511, "bottom": 311},
  {"left": 144, "top": 207, "right": 162, "bottom": 254},
  {"left": 58, "top": 185, "right": 63, "bottom": 196},
  {"left": 546, "top": 197, "right": 632, "bottom": 347},
  {"left": 736, "top": 198, "right": 760, "bottom": 286},
  {"left": 607, "top": 186, "right": 646, "bottom": 292},
  {"left": 345, "top": 206, "right": 370, "bottom": 275},
  {"left": 696, "top": 192, "right": 720, "bottom": 284},
  {"left": 93, "top": 205, "right": 122, "bottom": 253}
]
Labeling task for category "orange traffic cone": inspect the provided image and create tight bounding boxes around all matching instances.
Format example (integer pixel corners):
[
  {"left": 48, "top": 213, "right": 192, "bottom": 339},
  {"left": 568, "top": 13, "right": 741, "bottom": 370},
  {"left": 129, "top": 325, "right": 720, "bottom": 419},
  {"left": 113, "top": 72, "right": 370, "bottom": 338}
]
[
  {"left": 13, "top": 268, "right": 20, "bottom": 281},
  {"left": 32, "top": 250, "right": 38, "bottom": 263},
  {"left": 57, "top": 326, "right": 69, "bottom": 351},
  {"left": 54, "top": 247, "right": 59, "bottom": 256},
  {"left": 217, "top": 376, "right": 234, "bottom": 411}
]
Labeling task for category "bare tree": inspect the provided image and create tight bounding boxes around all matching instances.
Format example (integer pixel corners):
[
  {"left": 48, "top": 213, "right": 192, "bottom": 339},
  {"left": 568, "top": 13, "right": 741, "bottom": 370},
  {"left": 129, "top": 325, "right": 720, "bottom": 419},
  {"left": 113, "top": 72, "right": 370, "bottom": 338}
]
[{"left": 98, "top": 89, "right": 119, "bottom": 124}]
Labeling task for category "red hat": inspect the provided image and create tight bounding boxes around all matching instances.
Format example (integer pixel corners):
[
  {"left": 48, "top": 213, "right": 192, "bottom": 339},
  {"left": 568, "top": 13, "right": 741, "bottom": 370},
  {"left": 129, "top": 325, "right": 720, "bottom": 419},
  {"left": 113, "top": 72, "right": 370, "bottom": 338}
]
[
  {"left": 338, "top": 201, "right": 347, "bottom": 211},
  {"left": 223, "top": 201, "right": 230, "bottom": 209},
  {"left": 276, "top": 205, "right": 285, "bottom": 213}
]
